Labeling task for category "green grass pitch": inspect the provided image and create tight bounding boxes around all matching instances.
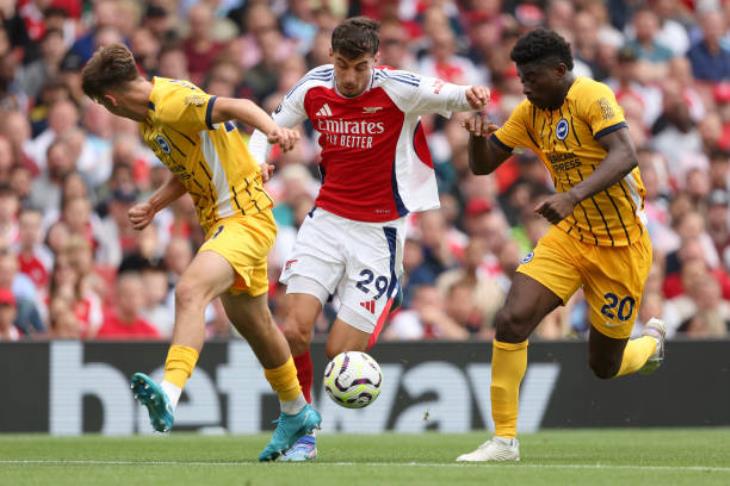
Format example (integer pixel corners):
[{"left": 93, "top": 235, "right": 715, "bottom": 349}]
[{"left": 1, "top": 429, "right": 729, "bottom": 485}]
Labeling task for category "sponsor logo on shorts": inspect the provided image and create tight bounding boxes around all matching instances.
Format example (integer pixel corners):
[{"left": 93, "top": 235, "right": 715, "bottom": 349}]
[
  {"left": 520, "top": 251, "right": 534, "bottom": 264},
  {"left": 360, "top": 300, "right": 376, "bottom": 314},
  {"left": 284, "top": 259, "right": 298, "bottom": 271}
]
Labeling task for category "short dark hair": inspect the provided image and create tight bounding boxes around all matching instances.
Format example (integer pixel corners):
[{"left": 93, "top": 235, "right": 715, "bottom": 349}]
[
  {"left": 331, "top": 16, "right": 379, "bottom": 59},
  {"left": 510, "top": 28, "right": 574, "bottom": 71},
  {"left": 81, "top": 44, "right": 140, "bottom": 101}
]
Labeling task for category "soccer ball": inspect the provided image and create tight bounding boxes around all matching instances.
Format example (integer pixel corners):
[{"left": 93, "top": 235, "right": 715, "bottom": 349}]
[{"left": 323, "top": 351, "right": 383, "bottom": 409}]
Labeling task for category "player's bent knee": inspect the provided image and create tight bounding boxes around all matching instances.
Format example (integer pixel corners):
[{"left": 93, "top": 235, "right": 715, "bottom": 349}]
[
  {"left": 494, "top": 307, "right": 531, "bottom": 343},
  {"left": 174, "top": 280, "right": 207, "bottom": 311},
  {"left": 282, "top": 318, "right": 312, "bottom": 355}
]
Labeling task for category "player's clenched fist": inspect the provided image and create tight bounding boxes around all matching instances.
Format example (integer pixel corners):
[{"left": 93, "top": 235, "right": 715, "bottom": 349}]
[
  {"left": 128, "top": 202, "right": 156, "bottom": 231},
  {"left": 465, "top": 86, "right": 491, "bottom": 110},
  {"left": 267, "top": 127, "right": 299, "bottom": 152},
  {"left": 461, "top": 114, "right": 500, "bottom": 138},
  {"left": 534, "top": 192, "right": 579, "bottom": 224}
]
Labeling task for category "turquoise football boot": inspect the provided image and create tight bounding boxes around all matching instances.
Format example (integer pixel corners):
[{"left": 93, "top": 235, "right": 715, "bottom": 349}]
[
  {"left": 131, "top": 372, "right": 175, "bottom": 432},
  {"left": 259, "top": 404, "right": 321, "bottom": 462}
]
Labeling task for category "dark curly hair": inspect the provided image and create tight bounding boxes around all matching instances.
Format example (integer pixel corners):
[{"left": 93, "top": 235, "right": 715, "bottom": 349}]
[
  {"left": 510, "top": 29, "right": 574, "bottom": 70},
  {"left": 331, "top": 16, "right": 380, "bottom": 59}
]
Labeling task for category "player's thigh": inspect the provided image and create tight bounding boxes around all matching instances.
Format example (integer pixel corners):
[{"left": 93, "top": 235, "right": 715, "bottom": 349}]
[
  {"left": 177, "top": 250, "right": 236, "bottom": 304},
  {"left": 325, "top": 319, "right": 370, "bottom": 359},
  {"left": 503, "top": 228, "right": 582, "bottom": 341},
  {"left": 336, "top": 221, "right": 403, "bottom": 344}
]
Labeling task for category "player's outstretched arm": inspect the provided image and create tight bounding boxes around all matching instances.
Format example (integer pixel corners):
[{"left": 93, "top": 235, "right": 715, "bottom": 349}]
[
  {"left": 535, "top": 127, "right": 637, "bottom": 224},
  {"left": 210, "top": 97, "right": 299, "bottom": 153},
  {"left": 462, "top": 114, "right": 511, "bottom": 175},
  {"left": 128, "top": 175, "right": 186, "bottom": 230}
]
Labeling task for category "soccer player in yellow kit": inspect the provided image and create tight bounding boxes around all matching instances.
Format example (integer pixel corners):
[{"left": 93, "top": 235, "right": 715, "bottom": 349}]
[
  {"left": 457, "top": 29, "right": 665, "bottom": 462},
  {"left": 81, "top": 44, "right": 320, "bottom": 461}
]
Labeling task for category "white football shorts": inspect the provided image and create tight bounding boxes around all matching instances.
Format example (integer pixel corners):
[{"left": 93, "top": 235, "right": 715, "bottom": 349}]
[{"left": 280, "top": 207, "right": 405, "bottom": 334}]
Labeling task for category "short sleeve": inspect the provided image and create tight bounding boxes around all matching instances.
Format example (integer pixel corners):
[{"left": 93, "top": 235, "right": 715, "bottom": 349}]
[
  {"left": 155, "top": 80, "right": 214, "bottom": 133},
  {"left": 492, "top": 100, "right": 533, "bottom": 151},
  {"left": 578, "top": 81, "right": 627, "bottom": 139}
]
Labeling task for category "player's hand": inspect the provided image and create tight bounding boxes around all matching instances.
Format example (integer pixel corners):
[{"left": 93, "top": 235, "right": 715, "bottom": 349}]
[
  {"left": 465, "top": 85, "right": 491, "bottom": 110},
  {"left": 260, "top": 162, "right": 274, "bottom": 182},
  {"left": 267, "top": 127, "right": 299, "bottom": 153},
  {"left": 461, "top": 114, "right": 499, "bottom": 138},
  {"left": 534, "top": 192, "right": 579, "bottom": 224},
  {"left": 128, "top": 202, "right": 156, "bottom": 231}
]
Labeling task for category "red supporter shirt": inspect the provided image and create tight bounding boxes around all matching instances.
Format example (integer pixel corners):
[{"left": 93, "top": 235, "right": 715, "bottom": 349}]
[{"left": 96, "top": 314, "right": 160, "bottom": 340}]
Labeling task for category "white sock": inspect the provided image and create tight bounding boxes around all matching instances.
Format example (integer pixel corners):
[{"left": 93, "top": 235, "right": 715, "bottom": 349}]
[
  {"left": 494, "top": 436, "right": 517, "bottom": 446},
  {"left": 281, "top": 394, "right": 307, "bottom": 415},
  {"left": 160, "top": 380, "right": 182, "bottom": 409}
]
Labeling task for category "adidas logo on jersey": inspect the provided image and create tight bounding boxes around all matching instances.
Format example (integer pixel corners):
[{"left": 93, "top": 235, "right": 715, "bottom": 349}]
[
  {"left": 359, "top": 300, "right": 376, "bottom": 314},
  {"left": 316, "top": 103, "right": 333, "bottom": 117}
]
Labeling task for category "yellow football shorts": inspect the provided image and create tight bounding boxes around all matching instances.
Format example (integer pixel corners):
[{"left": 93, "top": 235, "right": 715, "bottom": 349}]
[
  {"left": 517, "top": 225, "right": 652, "bottom": 339},
  {"left": 198, "top": 209, "right": 277, "bottom": 297}
]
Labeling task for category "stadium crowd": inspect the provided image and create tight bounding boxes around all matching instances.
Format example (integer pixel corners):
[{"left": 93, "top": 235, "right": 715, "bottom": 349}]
[{"left": 0, "top": 0, "right": 728, "bottom": 342}]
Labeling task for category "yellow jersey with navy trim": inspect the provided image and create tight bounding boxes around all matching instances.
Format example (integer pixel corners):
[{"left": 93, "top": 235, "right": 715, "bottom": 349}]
[
  {"left": 141, "top": 77, "right": 273, "bottom": 233},
  {"left": 492, "top": 77, "right": 646, "bottom": 247}
]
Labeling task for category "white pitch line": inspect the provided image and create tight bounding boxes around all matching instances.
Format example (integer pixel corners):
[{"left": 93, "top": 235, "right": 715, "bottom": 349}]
[{"left": 0, "top": 460, "right": 729, "bottom": 473}]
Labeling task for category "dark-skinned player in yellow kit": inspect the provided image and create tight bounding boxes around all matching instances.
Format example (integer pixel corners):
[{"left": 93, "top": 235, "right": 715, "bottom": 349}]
[{"left": 457, "top": 29, "right": 665, "bottom": 462}]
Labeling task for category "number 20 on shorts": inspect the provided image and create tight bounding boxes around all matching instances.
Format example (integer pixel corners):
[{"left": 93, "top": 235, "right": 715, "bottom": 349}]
[{"left": 600, "top": 292, "right": 636, "bottom": 321}]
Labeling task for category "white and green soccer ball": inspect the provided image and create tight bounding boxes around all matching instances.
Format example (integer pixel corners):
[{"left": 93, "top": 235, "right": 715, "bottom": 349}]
[{"left": 323, "top": 351, "right": 383, "bottom": 409}]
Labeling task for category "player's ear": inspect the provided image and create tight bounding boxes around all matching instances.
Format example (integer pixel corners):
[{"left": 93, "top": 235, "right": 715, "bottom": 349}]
[{"left": 102, "top": 93, "right": 118, "bottom": 107}]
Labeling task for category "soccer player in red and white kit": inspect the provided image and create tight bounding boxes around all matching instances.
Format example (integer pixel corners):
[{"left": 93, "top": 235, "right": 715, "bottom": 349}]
[{"left": 249, "top": 17, "right": 490, "bottom": 461}]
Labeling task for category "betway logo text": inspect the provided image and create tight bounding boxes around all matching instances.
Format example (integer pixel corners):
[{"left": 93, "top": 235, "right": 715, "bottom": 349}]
[{"left": 48, "top": 342, "right": 559, "bottom": 435}]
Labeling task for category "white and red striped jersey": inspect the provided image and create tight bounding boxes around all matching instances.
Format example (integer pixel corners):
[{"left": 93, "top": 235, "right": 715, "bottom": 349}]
[{"left": 249, "top": 65, "right": 475, "bottom": 223}]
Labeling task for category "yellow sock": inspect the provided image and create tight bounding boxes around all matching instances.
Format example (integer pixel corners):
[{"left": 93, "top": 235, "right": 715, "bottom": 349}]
[
  {"left": 163, "top": 345, "right": 199, "bottom": 388},
  {"left": 491, "top": 339, "right": 528, "bottom": 438},
  {"left": 264, "top": 356, "right": 302, "bottom": 402},
  {"left": 616, "top": 336, "right": 657, "bottom": 377}
]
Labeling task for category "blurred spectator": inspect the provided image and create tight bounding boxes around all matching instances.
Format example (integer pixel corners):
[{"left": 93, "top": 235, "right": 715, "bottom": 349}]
[
  {"left": 384, "top": 284, "right": 469, "bottom": 340},
  {"left": 96, "top": 272, "right": 160, "bottom": 340},
  {"left": 17, "top": 28, "right": 68, "bottom": 101},
  {"left": 183, "top": 3, "right": 225, "bottom": 85},
  {"left": 688, "top": 10, "right": 730, "bottom": 82},
  {"left": 627, "top": 8, "right": 675, "bottom": 65},
  {"left": 15, "top": 207, "right": 52, "bottom": 291},
  {"left": 139, "top": 261, "right": 174, "bottom": 338},
  {"left": 0, "top": 288, "right": 19, "bottom": 341},
  {"left": 0, "top": 248, "right": 44, "bottom": 335}
]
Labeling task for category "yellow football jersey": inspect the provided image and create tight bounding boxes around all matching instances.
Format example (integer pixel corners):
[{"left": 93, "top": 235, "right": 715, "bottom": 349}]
[
  {"left": 140, "top": 77, "right": 272, "bottom": 233},
  {"left": 493, "top": 77, "right": 646, "bottom": 247}
]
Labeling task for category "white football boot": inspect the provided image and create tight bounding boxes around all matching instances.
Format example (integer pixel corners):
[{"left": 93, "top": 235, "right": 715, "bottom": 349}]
[
  {"left": 456, "top": 436, "right": 520, "bottom": 462},
  {"left": 639, "top": 317, "right": 666, "bottom": 375}
]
